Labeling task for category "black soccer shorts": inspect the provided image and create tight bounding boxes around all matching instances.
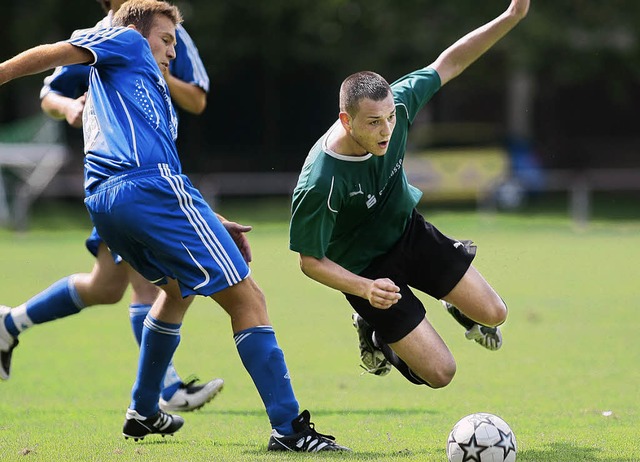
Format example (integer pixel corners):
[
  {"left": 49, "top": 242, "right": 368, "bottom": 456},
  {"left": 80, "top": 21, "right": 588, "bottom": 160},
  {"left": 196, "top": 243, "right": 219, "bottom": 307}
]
[{"left": 344, "top": 209, "right": 475, "bottom": 343}]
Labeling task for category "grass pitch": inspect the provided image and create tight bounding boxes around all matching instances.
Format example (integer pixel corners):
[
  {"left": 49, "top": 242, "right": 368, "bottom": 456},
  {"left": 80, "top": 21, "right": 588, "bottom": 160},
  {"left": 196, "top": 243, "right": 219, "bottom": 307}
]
[{"left": 0, "top": 197, "right": 638, "bottom": 461}]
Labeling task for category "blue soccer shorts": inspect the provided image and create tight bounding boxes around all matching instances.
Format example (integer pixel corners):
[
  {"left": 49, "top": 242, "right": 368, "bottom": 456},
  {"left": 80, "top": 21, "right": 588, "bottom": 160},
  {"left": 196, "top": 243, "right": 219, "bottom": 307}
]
[
  {"left": 84, "top": 165, "right": 250, "bottom": 297},
  {"left": 85, "top": 226, "right": 122, "bottom": 264}
]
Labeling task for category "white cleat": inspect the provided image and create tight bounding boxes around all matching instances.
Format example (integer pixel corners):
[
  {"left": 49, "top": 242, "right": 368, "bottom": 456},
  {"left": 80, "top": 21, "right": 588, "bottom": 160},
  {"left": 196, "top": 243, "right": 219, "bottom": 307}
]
[
  {"left": 159, "top": 377, "right": 224, "bottom": 412},
  {"left": 465, "top": 324, "right": 503, "bottom": 351}
]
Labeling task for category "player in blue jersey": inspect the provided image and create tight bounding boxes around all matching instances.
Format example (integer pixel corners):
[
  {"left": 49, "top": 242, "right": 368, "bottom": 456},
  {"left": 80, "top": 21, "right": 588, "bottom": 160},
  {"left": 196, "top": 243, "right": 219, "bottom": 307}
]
[
  {"left": 0, "top": 0, "right": 221, "bottom": 414},
  {"left": 290, "top": 0, "right": 529, "bottom": 386},
  {"left": 0, "top": 0, "right": 348, "bottom": 451}
]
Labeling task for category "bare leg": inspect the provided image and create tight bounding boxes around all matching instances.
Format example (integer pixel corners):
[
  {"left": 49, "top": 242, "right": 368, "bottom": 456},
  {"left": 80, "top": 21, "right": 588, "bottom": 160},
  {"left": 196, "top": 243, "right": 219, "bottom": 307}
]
[{"left": 441, "top": 265, "right": 506, "bottom": 327}]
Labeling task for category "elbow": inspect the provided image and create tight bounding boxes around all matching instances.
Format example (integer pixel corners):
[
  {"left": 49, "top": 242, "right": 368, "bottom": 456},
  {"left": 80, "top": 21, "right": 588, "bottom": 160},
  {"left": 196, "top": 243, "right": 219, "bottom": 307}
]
[
  {"left": 190, "top": 96, "right": 207, "bottom": 115},
  {"left": 188, "top": 92, "right": 207, "bottom": 115},
  {"left": 40, "top": 97, "right": 61, "bottom": 121},
  {"left": 299, "top": 256, "right": 311, "bottom": 276},
  {"left": 298, "top": 255, "right": 317, "bottom": 279}
]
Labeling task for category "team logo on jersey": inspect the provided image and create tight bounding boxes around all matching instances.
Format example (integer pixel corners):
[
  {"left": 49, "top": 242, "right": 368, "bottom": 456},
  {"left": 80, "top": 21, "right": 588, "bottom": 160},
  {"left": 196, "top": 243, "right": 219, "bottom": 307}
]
[
  {"left": 349, "top": 184, "right": 364, "bottom": 197},
  {"left": 366, "top": 194, "right": 377, "bottom": 208}
]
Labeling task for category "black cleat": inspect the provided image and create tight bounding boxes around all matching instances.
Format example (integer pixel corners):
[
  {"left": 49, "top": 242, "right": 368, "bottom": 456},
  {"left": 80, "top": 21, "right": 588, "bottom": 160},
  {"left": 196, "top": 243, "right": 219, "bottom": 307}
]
[
  {"left": 352, "top": 313, "right": 391, "bottom": 376},
  {"left": 268, "top": 410, "right": 350, "bottom": 452},
  {"left": 122, "top": 408, "right": 184, "bottom": 441},
  {"left": 0, "top": 305, "right": 18, "bottom": 381}
]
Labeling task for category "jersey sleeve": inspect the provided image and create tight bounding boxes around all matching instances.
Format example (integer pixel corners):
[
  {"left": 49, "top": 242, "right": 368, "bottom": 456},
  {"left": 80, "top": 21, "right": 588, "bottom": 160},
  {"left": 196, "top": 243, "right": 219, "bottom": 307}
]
[
  {"left": 289, "top": 185, "right": 337, "bottom": 259},
  {"left": 391, "top": 67, "right": 441, "bottom": 123},
  {"left": 67, "top": 27, "right": 142, "bottom": 70},
  {"left": 40, "top": 64, "right": 91, "bottom": 100},
  {"left": 171, "top": 25, "right": 210, "bottom": 93}
]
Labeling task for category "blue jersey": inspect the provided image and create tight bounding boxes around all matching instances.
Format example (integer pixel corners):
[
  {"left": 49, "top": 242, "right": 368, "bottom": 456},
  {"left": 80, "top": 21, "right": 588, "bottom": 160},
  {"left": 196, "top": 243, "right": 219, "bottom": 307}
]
[
  {"left": 41, "top": 14, "right": 209, "bottom": 100},
  {"left": 68, "top": 27, "right": 180, "bottom": 191}
]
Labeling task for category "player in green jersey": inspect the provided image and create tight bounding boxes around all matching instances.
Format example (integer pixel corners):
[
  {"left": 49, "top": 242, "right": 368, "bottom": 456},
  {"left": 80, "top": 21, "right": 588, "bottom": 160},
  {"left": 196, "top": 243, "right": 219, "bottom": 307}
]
[{"left": 289, "top": 0, "right": 529, "bottom": 387}]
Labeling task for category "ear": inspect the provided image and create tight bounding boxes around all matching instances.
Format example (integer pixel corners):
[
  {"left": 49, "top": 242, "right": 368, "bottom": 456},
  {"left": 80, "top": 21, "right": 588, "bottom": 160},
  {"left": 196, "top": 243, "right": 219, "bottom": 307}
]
[
  {"left": 338, "top": 111, "right": 352, "bottom": 132},
  {"left": 126, "top": 24, "right": 137, "bottom": 31}
]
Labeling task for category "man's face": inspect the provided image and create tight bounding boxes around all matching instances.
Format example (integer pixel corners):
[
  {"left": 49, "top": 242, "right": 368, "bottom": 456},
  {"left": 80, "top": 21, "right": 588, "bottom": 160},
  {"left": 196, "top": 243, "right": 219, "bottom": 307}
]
[
  {"left": 145, "top": 15, "right": 177, "bottom": 74},
  {"left": 346, "top": 94, "right": 396, "bottom": 156}
]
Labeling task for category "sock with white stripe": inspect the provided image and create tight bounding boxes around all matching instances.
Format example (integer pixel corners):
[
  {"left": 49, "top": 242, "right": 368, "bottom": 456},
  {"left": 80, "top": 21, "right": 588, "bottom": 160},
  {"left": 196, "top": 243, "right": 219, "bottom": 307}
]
[
  {"left": 234, "top": 326, "right": 299, "bottom": 435},
  {"left": 130, "top": 314, "right": 181, "bottom": 417},
  {"left": 129, "top": 304, "right": 182, "bottom": 400},
  {"left": 3, "top": 276, "right": 85, "bottom": 337}
]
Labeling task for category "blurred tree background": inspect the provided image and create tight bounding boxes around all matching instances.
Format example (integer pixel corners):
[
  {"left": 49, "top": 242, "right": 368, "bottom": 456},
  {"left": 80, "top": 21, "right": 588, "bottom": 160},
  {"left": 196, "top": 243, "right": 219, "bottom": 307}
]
[{"left": 1, "top": 0, "right": 640, "bottom": 175}]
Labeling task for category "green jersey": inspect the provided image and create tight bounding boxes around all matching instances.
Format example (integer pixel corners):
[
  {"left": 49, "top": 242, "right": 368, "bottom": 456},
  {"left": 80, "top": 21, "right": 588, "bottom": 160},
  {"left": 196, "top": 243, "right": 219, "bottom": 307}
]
[{"left": 289, "top": 67, "right": 441, "bottom": 274}]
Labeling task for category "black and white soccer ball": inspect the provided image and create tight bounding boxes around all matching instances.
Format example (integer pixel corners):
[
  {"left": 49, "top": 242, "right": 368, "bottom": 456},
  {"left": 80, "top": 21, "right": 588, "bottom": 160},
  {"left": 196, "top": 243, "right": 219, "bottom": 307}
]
[{"left": 446, "top": 412, "right": 517, "bottom": 462}]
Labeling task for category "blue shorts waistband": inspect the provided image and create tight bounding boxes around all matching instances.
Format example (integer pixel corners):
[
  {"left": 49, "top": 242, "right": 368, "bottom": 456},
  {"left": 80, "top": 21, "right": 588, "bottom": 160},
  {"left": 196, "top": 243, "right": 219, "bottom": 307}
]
[{"left": 89, "top": 165, "right": 180, "bottom": 193}]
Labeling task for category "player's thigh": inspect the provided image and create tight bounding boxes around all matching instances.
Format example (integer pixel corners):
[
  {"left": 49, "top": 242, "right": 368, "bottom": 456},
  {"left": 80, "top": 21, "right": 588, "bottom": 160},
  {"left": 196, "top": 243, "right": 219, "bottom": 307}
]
[
  {"left": 442, "top": 265, "right": 506, "bottom": 327},
  {"left": 390, "top": 318, "right": 456, "bottom": 385}
]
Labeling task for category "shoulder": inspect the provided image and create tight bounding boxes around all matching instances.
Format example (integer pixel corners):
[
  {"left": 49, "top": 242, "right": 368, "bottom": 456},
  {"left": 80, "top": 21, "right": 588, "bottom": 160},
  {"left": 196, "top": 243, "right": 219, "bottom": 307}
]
[
  {"left": 390, "top": 67, "right": 442, "bottom": 119},
  {"left": 391, "top": 67, "right": 441, "bottom": 101},
  {"left": 69, "top": 27, "right": 142, "bottom": 51}
]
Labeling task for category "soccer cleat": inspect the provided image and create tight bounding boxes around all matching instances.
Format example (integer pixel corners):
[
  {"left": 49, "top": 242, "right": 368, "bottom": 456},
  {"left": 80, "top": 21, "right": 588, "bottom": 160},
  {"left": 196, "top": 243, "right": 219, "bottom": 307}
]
[
  {"left": 159, "top": 376, "right": 224, "bottom": 412},
  {"left": 0, "top": 306, "right": 19, "bottom": 381},
  {"left": 122, "top": 408, "right": 184, "bottom": 441},
  {"left": 441, "top": 301, "right": 503, "bottom": 351},
  {"left": 352, "top": 312, "right": 391, "bottom": 376},
  {"left": 465, "top": 324, "right": 503, "bottom": 351},
  {"left": 267, "top": 410, "right": 351, "bottom": 452}
]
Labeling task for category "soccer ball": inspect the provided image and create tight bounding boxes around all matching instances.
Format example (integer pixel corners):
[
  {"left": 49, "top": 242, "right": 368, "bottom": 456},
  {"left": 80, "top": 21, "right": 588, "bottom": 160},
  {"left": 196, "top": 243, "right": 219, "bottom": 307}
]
[{"left": 446, "top": 412, "right": 517, "bottom": 462}]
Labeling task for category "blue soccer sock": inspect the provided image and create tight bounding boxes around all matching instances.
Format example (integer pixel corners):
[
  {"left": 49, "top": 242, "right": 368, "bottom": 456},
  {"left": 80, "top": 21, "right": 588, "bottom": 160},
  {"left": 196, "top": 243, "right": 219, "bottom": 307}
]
[
  {"left": 129, "top": 304, "right": 182, "bottom": 401},
  {"left": 3, "top": 276, "right": 85, "bottom": 337},
  {"left": 130, "top": 315, "right": 181, "bottom": 417},
  {"left": 234, "top": 326, "right": 299, "bottom": 435}
]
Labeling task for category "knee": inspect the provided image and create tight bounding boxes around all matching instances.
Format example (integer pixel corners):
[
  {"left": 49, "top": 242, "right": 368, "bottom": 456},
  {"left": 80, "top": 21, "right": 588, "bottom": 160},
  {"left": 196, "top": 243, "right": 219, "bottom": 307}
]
[
  {"left": 485, "top": 298, "right": 508, "bottom": 327},
  {"left": 413, "top": 357, "right": 456, "bottom": 388},
  {"left": 130, "top": 284, "right": 159, "bottom": 305},
  {"left": 73, "top": 273, "right": 127, "bottom": 305},
  {"left": 93, "top": 280, "right": 127, "bottom": 305},
  {"left": 246, "top": 278, "right": 267, "bottom": 307},
  {"left": 427, "top": 362, "right": 457, "bottom": 389}
]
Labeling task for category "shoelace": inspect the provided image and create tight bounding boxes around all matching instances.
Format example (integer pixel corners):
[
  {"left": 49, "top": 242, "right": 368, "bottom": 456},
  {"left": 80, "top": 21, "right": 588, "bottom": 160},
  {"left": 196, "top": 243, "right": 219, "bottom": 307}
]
[
  {"left": 306, "top": 420, "right": 336, "bottom": 442},
  {"left": 180, "top": 374, "right": 200, "bottom": 389}
]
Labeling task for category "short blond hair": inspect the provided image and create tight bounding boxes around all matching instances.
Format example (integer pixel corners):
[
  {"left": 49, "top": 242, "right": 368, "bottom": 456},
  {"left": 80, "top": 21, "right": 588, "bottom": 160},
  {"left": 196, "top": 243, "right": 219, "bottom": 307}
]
[{"left": 112, "top": 0, "right": 183, "bottom": 37}]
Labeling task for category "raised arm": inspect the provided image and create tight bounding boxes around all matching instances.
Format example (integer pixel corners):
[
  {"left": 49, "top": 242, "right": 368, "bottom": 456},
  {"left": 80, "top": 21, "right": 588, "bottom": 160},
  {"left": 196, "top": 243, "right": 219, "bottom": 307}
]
[
  {"left": 0, "top": 43, "right": 92, "bottom": 86},
  {"left": 430, "top": 0, "right": 530, "bottom": 86}
]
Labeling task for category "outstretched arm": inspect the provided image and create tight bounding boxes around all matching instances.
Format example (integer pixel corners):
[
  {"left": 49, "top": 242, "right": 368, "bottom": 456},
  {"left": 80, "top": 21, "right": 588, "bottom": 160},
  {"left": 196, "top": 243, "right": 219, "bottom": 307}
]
[
  {"left": 431, "top": 0, "right": 530, "bottom": 86},
  {"left": 0, "top": 43, "right": 92, "bottom": 86},
  {"left": 299, "top": 254, "right": 402, "bottom": 309}
]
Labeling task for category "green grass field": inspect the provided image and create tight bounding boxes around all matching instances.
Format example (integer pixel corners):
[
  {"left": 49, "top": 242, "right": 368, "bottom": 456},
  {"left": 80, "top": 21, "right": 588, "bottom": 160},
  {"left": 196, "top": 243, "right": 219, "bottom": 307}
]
[{"left": 0, "top": 197, "right": 639, "bottom": 461}]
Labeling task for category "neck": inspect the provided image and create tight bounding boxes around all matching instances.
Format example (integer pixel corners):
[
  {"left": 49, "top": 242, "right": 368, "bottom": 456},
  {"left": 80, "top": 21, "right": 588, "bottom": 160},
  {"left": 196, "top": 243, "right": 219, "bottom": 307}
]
[{"left": 327, "top": 123, "right": 367, "bottom": 157}]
